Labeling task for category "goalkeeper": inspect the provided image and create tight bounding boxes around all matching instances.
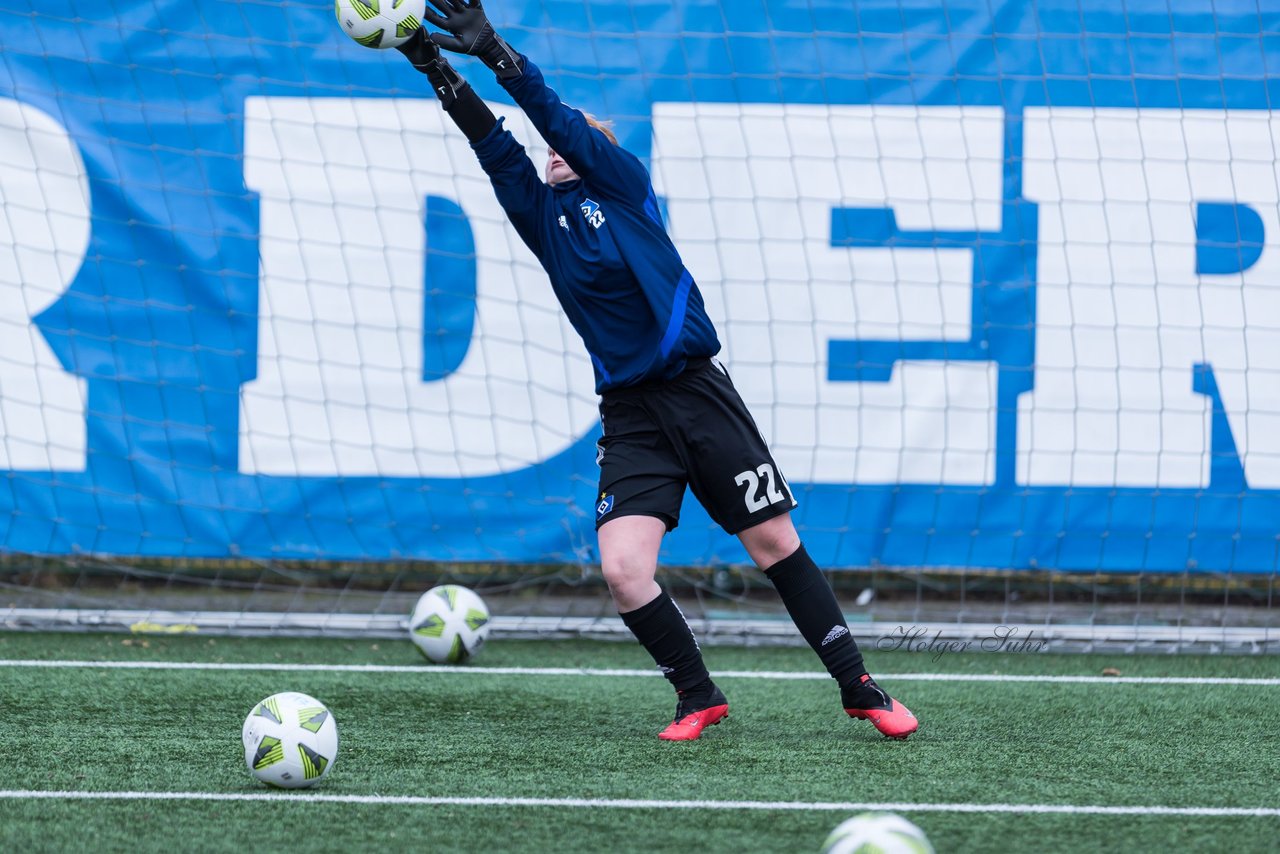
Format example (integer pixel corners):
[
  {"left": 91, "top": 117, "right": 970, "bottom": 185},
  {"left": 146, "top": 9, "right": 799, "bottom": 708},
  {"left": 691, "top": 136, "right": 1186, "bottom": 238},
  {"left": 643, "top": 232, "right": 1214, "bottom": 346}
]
[{"left": 400, "top": 0, "right": 917, "bottom": 742}]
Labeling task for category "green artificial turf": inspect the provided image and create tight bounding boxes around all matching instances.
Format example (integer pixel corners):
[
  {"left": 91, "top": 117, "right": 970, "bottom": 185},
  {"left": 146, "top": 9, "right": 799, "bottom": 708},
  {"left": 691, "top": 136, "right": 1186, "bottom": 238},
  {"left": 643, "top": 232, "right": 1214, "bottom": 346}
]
[{"left": 0, "top": 632, "right": 1277, "bottom": 853}]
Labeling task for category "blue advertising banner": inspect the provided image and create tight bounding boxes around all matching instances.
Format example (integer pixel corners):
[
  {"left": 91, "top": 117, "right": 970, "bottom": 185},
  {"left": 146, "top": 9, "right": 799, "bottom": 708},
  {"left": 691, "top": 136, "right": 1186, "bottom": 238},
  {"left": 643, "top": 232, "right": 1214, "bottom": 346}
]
[{"left": 0, "top": 0, "right": 1277, "bottom": 570}]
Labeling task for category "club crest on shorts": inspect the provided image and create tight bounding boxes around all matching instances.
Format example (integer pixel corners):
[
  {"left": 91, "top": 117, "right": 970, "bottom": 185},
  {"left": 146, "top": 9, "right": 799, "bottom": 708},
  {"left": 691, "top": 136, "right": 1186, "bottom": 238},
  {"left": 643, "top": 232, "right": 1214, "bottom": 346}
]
[{"left": 596, "top": 492, "right": 614, "bottom": 520}]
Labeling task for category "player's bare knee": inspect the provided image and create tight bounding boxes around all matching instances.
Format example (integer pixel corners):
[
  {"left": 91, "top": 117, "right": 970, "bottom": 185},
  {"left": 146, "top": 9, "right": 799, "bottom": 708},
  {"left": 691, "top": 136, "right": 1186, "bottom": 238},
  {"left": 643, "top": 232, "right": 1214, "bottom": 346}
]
[
  {"left": 600, "top": 553, "right": 656, "bottom": 595},
  {"left": 604, "top": 576, "right": 648, "bottom": 608},
  {"left": 741, "top": 517, "right": 801, "bottom": 569}
]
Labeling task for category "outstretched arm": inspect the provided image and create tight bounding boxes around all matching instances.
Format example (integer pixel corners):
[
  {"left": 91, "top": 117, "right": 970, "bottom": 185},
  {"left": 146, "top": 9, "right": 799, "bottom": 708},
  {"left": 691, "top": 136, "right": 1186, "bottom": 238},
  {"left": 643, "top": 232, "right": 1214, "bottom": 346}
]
[
  {"left": 423, "top": 0, "right": 650, "bottom": 202},
  {"left": 398, "top": 29, "right": 498, "bottom": 143},
  {"left": 399, "top": 31, "right": 548, "bottom": 253},
  {"left": 499, "top": 59, "right": 650, "bottom": 203}
]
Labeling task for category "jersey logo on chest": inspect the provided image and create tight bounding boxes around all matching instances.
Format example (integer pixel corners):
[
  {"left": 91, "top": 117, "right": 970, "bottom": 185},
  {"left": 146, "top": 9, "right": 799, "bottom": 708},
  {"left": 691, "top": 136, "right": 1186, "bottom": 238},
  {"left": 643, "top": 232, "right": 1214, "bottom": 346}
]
[{"left": 580, "top": 198, "right": 606, "bottom": 229}]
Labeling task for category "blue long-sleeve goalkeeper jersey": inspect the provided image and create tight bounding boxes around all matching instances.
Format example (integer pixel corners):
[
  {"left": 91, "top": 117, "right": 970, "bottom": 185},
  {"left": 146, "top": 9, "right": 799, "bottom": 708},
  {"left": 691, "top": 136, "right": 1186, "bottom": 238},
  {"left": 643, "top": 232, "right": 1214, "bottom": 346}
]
[{"left": 470, "top": 58, "right": 720, "bottom": 394}]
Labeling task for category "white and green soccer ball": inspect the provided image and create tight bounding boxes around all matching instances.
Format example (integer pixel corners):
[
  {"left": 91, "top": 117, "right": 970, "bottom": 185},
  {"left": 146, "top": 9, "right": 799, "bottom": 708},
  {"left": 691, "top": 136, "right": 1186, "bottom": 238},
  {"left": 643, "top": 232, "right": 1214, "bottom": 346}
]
[
  {"left": 242, "top": 692, "right": 339, "bottom": 789},
  {"left": 334, "top": 0, "right": 425, "bottom": 49},
  {"left": 408, "top": 584, "right": 492, "bottom": 664},
  {"left": 822, "top": 812, "right": 934, "bottom": 854}
]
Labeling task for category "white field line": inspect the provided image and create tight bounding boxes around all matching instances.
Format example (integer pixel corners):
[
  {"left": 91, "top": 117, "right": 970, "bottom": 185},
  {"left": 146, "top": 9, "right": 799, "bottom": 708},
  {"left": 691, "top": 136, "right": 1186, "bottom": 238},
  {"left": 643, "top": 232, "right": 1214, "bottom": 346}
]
[
  {"left": 0, "top": 790, "right": 1275, "bottom": 817},
  {"left": 0, "top": 659, "right": 1277, "bottom": 685}
]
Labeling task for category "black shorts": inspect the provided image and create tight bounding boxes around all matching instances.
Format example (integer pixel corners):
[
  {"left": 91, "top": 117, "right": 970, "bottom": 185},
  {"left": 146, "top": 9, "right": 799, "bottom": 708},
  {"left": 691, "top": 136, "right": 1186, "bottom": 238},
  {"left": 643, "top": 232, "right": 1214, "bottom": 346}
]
[{"left": 594, "top": 358, "right": 797, "bottom": 535}]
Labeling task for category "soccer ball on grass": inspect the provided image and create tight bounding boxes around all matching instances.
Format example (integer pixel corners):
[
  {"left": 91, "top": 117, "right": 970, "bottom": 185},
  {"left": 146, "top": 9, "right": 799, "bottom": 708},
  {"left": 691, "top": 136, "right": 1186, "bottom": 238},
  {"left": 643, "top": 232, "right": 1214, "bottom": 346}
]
[
  {"left": 408, "top": 584, "right": 491, "bottom": 664},
  {"left": 242, "top": 692, "right": 339, "bottom": 789},
  {"left": 334, "top": 0, "right": 426, "bottom": 50},
  {"left": 822, "top": 812, "right": 934, "bottom": 854}
]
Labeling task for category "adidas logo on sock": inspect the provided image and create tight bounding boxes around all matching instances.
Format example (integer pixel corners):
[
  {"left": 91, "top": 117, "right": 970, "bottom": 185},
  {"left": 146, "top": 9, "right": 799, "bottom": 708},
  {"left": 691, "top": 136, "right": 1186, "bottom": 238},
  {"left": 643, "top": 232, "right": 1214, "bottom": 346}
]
[{"left": 821, "top": 625, "right": 849, "bottom": 646}]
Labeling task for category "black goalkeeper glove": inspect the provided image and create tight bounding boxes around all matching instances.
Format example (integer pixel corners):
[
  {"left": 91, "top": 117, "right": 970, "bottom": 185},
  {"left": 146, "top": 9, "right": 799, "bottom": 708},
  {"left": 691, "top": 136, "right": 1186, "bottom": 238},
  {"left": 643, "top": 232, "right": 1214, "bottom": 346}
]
[
  {"left": 422, "top": 0, "right": 523, "bottom": 81},
  {"left": 396, "top": 29, "right": 469, "bottom": 108}
]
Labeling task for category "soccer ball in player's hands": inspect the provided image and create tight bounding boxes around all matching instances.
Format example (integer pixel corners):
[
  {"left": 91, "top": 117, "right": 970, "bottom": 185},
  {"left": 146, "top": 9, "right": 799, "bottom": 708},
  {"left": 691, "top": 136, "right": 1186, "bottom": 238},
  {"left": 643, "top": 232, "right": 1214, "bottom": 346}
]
[
  {"left": 242, "top": 692, "right": 339, "bottom": 789},
  {"left": 822, "top": 812, "right": 934, "bottom": 854},
  {"left": 334, "top": 0, "right": 427, "bottom": 49},
  {"left": 408, "top": 584, "right": 491, "bottom": 664}
]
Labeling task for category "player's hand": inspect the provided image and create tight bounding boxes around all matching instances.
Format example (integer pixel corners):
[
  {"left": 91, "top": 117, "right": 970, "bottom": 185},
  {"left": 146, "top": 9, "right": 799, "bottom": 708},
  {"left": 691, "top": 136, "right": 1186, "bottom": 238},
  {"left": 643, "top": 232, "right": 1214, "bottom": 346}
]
[
  {"left": 396, "top": 28, "right": 469, "bottom": 109},
  {"left": 396, "top": 28, "right": 443, "bottom": 73},
  {"left": 422, "top": 0, "right": 523, "bottom": 80}
]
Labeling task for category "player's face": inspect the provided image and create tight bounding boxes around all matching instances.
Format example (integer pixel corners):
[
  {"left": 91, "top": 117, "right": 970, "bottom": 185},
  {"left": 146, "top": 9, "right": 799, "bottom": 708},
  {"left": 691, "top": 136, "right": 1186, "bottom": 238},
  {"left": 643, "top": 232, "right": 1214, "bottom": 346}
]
[{"left": 546, "top": 148, "right": 579, "bottom": 185}]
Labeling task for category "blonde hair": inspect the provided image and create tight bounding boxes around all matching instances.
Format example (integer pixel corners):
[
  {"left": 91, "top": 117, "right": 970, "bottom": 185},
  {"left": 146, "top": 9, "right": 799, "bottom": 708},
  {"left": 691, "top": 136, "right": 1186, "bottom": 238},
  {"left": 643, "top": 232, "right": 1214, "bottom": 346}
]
[{"left": 583, "top": 112, "right": 619, "bottom": 145}]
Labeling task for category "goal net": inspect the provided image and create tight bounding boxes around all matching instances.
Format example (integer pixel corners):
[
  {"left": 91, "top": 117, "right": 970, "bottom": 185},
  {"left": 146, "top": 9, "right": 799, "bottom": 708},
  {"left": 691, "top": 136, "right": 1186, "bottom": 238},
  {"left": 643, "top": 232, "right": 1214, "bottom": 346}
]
[{"left": 0, "top": 0, "right": 1276, "bottom": 652}]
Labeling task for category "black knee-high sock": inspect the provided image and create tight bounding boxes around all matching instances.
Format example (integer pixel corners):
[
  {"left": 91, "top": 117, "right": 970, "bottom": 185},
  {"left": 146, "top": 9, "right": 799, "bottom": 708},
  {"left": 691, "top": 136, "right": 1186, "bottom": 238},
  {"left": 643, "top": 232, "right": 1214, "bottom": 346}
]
[
  {"left": 765, "top": 544, "right": 867, "bottom": 689},
  {"left": 619, "top": 591, "right": 711, "bottom": 692}
]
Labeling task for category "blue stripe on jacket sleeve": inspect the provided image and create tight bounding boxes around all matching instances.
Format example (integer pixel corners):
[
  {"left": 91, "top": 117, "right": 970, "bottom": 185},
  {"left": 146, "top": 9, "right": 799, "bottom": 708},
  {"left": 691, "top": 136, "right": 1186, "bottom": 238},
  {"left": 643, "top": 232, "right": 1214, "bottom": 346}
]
[
  {"left": 643, "top": 189, "right": 664, "bottom": 227},
  {"left": 590, "top": 351, "right": 613, "bottom": 386},
  {"left": 658, "top": 269, "right": 694, "bottom": 359}
]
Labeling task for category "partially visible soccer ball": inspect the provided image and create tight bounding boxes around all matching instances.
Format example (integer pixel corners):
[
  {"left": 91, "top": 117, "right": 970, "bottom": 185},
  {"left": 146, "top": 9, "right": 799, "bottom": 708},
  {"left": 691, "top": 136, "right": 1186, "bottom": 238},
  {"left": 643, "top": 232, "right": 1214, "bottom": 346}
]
[
  {"left": 822, "top": 813, "right": 934, "bottom": 854},
  {"left": 242, "top": 692, "right": 339, "bottom": 789},
  {"left": 408, "top": 584, "right": 491, "bottom": 664},
  {"left": 334, "top": 0, "right": 426, "bottom": 50}
]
